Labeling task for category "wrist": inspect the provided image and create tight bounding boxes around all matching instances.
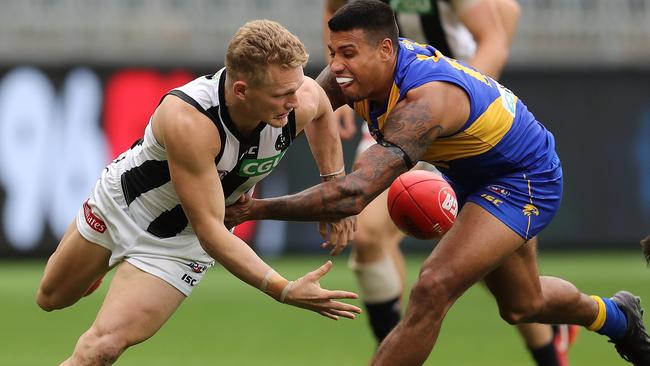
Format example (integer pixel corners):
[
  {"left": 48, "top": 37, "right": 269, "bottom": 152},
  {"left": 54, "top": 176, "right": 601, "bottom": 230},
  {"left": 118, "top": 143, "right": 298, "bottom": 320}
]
[
  {"left": 320, "top": 166, "right": 345, "bottom": 182},
  {"left": 259, "top": 269, "right": 290, "bottom": 301}
]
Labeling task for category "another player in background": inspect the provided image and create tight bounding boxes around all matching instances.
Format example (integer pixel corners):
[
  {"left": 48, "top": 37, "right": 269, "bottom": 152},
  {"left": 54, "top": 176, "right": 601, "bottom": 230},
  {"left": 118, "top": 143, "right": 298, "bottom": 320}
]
[
  {"left": 36, "top": 20, "right": 360, "bottom": 365},
  {"left": 323, "top": 1, "right": 577, "bottom": 365},
  {"left": 226, "top": 1, "right": 650, "bottom": 365},
  {"left": 642, "top": 235, "right": 650, "bottom": 265}
]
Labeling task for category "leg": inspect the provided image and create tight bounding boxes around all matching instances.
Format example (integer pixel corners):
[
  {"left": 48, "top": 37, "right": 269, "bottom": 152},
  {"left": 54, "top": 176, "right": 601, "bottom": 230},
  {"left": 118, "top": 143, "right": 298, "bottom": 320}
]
[
  {"left": 373, "top": 202, "right": 534, "bottom": 366},
  {"left": 485, "top": 236, "right": 650, "bottom": 364},
  {"left": 37, "top": 221, "right": 111, "bottom": 311},
  {"left": 61, "top": 261, "right": 185, "bottom": 365},
  {"left": 483, "top": 237, "right": 597, "bottom": 327},
  {"left": 484, "top": 238, "right": 581, "bottom": 366},
  {"left": 350, "top": 189, "right": 406, "bottom": 342}
]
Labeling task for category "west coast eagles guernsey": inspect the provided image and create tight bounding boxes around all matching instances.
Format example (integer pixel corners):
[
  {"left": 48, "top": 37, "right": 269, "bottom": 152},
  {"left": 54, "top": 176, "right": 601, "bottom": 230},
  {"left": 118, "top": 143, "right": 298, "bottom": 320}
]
[
  {"left": 353, "top": 38, "right": 559, "bottom": 186},
  {"left": 103, "top": 68, "right": 296, "bottom": 239}
]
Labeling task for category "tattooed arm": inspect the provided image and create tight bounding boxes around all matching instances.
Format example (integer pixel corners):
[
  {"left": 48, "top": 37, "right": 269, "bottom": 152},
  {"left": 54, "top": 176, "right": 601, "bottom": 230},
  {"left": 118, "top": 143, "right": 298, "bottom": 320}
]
[{"left": 225, "top": 81, "right": 469, "bottom": 224}]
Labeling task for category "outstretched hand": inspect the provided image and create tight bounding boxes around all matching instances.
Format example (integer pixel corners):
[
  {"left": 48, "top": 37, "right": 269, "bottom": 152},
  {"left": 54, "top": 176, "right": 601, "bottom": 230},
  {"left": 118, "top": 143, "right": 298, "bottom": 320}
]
[
  {"left": 284, "top": 261, "right": 362, "bottom": 320},
  {"left": 319, "top": 216, "right": 356, "bottom": 256},
  {"left": 224, "top": 193, "right": 254, "bottom": 229}
]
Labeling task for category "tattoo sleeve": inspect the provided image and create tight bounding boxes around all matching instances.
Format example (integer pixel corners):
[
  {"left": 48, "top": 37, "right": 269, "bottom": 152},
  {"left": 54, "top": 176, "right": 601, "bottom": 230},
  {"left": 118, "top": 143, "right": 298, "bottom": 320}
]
[{"left": 246, "top": 96, "right": 442, "bottom": 223}]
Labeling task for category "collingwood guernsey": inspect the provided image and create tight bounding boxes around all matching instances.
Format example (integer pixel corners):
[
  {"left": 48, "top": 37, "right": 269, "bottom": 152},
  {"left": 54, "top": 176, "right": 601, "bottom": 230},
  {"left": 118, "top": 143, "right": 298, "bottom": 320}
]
[{"left": 101, "top": 68, "right": 296, "bottom": 239}]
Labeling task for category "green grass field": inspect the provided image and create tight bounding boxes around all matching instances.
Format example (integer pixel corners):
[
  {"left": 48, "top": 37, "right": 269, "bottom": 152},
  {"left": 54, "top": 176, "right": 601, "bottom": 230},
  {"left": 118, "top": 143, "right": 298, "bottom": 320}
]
[{"left": 1, "top": 251, "right": 647, "bottom": 365}]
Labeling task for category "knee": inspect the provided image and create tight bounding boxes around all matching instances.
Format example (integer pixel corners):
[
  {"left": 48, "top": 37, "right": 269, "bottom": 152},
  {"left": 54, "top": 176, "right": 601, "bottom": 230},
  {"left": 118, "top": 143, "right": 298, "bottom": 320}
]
[
  {"left": 72, "top": 328, "right": 127, "bottom": 365},
  {"left": 498, "top": 298, "right": 544, "bottom": 325},
  {"left": 407, "top": 269, "right": 455, "bottom": 321},
  {"left": 36, "top": 284, "right": 75, "bottom": 312}
]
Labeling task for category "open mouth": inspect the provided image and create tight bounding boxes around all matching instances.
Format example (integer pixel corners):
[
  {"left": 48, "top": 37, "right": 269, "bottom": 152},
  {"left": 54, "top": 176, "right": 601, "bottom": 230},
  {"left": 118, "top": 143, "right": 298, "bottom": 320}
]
[{"left": 336, "top": 77, "right": 354, "bottom": 87}]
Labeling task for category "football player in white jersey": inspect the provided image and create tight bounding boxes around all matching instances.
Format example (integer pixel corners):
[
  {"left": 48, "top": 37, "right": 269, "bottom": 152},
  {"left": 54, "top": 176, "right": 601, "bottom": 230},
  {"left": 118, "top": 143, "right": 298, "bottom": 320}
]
[{"left": 36, "top": 20, "right": 360, "bottom": 365}]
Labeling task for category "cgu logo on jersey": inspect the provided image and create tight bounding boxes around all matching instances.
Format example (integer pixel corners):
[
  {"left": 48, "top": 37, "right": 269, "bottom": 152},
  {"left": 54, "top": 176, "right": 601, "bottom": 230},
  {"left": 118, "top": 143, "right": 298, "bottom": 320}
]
[
  {"left": 522, "top": 204, "right": 539, "bottom": 217},
  {"left": 239, "top": 151, "right": 286, "bottom": 177}
]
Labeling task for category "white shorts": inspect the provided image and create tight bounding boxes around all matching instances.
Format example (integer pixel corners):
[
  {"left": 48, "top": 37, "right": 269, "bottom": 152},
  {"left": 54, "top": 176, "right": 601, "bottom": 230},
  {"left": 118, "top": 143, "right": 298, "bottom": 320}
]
[{"left": 76, "top": 179, "right": 214, "bottom": 296}]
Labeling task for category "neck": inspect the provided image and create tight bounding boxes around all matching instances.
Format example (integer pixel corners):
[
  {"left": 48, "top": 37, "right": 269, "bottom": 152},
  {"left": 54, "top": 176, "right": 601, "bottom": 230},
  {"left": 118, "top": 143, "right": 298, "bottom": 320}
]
[
  {"left": 368, "top": 55, "right": 398, "bottom": 103},
  {"left": 224, "top": 83, "right": 261, "bottom": 139}
]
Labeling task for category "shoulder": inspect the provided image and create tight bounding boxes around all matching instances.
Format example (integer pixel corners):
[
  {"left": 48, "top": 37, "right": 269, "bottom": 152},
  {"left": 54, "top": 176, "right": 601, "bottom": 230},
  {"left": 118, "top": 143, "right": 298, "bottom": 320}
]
[
  {"left": 152, "top": 94, "right": 220, "bottom": 153},
  {"left": 294, "top": 76, "right": 324, "bottom": 124}
]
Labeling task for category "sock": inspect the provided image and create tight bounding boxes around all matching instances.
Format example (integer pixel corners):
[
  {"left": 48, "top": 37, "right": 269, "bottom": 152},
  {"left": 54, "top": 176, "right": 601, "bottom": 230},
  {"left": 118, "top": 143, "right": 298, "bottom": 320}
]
[
  {"left": 588, "top": 296, "right": 628, "bottom": 341},
  {"left": 529, "top": 342, "right": 560, "bottom": 366},
  {"left": 365, "top": 296, "right": 401, "bottom": 342}
]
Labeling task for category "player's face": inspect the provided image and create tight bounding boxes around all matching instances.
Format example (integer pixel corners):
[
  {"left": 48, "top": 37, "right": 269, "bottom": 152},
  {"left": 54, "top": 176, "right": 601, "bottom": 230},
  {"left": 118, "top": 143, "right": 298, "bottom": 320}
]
[
  {"left": 247, "top": 64, "right": 304, "bottom": 128},
  {"left": 328, "top": 29, "right": 392, "bottom": 101}
]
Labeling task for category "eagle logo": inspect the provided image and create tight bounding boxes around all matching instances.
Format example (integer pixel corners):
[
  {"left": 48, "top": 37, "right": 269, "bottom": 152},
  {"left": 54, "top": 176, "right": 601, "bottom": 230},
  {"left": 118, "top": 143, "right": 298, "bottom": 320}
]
[{"left": 522, "top": 204, "right": 539, "bottom": 217}]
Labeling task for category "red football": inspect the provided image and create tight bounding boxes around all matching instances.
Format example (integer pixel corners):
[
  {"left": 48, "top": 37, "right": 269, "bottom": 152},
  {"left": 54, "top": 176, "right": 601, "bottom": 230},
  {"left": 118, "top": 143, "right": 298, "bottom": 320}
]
[{"left": 387, "top": 170, "right": 458, "bottom": 240}]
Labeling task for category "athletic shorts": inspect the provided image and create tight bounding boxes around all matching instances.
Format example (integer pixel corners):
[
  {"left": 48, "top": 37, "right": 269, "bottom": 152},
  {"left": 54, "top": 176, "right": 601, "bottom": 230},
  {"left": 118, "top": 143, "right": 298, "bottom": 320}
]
[
  {"left": 76, "top": 179, "right": 214, "bottom": 296},
  {"left": 447, "top": 159, "right": 563, "bottom": 241}
]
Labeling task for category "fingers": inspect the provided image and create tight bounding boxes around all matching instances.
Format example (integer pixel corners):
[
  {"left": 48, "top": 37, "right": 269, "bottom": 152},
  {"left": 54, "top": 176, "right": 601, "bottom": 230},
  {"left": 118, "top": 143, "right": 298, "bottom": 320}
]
[
  {"left": 318, "top": 222, "right": 328, "bottom": 241},
  {"left": 319, "top": 310, "right": 339, "bottom": 321},
  {"left": 311, "top": 260, "right": 333, "bottom": 280}
]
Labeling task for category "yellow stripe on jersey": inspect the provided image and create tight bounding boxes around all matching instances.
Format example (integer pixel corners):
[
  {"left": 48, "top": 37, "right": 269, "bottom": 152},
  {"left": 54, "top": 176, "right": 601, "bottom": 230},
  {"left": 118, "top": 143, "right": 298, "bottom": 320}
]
[
  {"left": 353, "top": 83, "right": 401, "bottom": 131},
  {"left": 422, "top": 95, "right": 518, "bottom": 163}
]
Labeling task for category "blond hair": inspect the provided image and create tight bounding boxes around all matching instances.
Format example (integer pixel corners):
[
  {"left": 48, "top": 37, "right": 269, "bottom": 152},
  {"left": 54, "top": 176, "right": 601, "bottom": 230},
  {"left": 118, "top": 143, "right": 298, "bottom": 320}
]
[{"left": 226, "top": 20, "right": 309, "bottom": 85}]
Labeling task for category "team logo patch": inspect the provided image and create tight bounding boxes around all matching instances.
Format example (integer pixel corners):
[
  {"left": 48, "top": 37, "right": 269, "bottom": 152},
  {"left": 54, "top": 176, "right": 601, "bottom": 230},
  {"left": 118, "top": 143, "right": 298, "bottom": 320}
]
[
  {"left": 83, "top": 200, "right": 106, "bottom": 233},
  {"left": 522, "top": 204, "right": 539, "bottom": 217},
  {"left": 275, "top": 134, "right": 289, "bottom": 151},
  {"left": 187, "top": 262, "right": 208, "bottom": 274},
  {"left": 488, "top": 185, "right": 510, "bottom": 197}
]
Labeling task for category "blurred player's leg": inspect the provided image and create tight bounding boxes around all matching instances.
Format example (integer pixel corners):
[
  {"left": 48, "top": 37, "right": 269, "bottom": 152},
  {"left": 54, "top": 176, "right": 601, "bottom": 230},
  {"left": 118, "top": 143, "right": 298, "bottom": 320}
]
[
  {"left": 60, "top": 262, "right": 185, "bottom": 365},
  {"left": 350, "top": 189, "right": 406, "bottom": 342},
  {"left": 37, "top": 221, "right": 110, "bottom": 311}
]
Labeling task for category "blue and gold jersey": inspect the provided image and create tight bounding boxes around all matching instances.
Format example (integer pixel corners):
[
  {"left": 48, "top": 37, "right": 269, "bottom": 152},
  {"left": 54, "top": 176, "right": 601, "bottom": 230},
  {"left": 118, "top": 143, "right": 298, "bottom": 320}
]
[{"left": 353, "top": 38, "right": 558, "bottom": 184}]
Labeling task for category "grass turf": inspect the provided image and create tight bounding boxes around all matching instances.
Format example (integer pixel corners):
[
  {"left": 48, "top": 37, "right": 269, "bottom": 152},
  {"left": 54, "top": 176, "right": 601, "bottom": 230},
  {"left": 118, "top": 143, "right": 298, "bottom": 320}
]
[{"left": 0, "top": 250, "right": 647, "bottom": 365}]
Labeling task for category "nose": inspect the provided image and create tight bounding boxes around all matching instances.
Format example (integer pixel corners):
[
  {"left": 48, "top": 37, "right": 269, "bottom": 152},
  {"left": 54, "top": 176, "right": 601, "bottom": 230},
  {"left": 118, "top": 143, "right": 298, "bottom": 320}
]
[
  {"left": 285, "top": 93, "right": 299, "bottom": 110},
  {"left": 329, "top": 56, "right": 344, "bottom": 74}
]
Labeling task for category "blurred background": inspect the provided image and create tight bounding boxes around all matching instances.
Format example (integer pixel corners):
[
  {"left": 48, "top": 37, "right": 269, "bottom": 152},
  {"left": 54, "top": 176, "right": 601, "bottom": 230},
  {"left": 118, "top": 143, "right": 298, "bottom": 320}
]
[
  {"left": 0, "top": 1, "right": 649, "bottom": 365},
  {"left": 0, "top": 0, "right": 648, "bottom": 258}
]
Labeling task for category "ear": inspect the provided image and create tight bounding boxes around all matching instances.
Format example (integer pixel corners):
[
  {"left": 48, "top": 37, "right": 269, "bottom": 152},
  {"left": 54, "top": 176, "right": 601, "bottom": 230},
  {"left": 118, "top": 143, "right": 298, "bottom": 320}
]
[
  {"left": 379, "top": 38, "right": 395, "bottom": 62},
  {"left": 233, "top": 81, "right": 248, "bottom": 100}
]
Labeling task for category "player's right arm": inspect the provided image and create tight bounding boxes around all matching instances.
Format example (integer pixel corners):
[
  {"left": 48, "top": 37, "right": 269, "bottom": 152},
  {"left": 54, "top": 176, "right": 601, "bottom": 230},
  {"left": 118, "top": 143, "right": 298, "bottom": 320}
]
[
  {"left": 151, "top": 96, "right": 361, "bottom": 319},
  {"left": 223, "top": 80, "right": 469, "bottom": 224}
]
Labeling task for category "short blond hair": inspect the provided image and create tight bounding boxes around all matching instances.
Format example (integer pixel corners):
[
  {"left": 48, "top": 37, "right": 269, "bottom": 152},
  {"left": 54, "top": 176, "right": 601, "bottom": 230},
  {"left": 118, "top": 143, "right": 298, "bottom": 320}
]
[{"left": 226, "top": 20, "right": 309, "bottom": 85}]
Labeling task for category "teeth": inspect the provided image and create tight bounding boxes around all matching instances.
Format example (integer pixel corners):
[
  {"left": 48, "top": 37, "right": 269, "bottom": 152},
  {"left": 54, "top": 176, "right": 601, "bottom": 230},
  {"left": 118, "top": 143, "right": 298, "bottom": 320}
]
[{"left": 336, "top": 77, "right": 353, "bottom": 84}]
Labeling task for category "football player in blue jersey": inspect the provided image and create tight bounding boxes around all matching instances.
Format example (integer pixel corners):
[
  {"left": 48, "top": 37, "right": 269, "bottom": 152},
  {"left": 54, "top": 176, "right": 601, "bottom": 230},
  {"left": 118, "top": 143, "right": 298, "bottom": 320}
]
[
  {"left": 225, "top": 1, "right": 650, "bottom": 365},
  {"left": 322, "top": 1, "right": 578, "bottom": 365}
]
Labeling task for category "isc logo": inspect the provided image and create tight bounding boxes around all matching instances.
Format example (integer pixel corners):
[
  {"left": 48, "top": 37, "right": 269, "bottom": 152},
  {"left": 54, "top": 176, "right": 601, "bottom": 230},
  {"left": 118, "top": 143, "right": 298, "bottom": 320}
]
[
  {"left": 239, "top": 151, "right": 286, "bottom": 177},
  {"left": 181, "top": 273, "right": 198, "bottom": 287}
]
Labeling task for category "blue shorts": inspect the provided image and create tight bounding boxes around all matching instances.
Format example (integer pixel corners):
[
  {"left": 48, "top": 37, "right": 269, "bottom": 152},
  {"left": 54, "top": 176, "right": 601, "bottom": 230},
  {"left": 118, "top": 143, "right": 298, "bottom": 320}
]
[{"left": 446, "top": 163, "right": 563, "bottom": 241}]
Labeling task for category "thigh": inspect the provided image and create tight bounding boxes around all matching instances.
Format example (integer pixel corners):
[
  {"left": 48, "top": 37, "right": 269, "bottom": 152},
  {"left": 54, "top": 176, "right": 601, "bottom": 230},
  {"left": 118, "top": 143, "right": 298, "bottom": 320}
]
[
  {"left": 39, "top": 220, "right": 111, "bottom": 299},
  {"left": 422, "top": 202, "right": 527, "bottom": 296},
  {"left": 91, "top": 261, "right": 186, "bottom": 347},
  {"left": 483, "top": 237, "right": 543, "bottom": 309}
]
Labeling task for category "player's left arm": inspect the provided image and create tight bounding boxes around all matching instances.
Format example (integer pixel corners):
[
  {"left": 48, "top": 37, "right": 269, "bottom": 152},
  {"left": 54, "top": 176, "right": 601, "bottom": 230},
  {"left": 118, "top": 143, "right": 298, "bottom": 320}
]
[
  {"left": 225, "top": 82, "right": 468, "bottom": 223},
  {"left": 455, "top": 0, "right": 521, "bottom": 79},
  {"left": 295, "top": 77, "right": 354, "bottom": 254}
]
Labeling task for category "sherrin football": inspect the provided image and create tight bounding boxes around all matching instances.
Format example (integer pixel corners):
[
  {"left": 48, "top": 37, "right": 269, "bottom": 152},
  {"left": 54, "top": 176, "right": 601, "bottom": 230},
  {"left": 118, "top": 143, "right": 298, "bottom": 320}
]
[{"left": 387, "top": 170, "right": 458, "bottom": 240}]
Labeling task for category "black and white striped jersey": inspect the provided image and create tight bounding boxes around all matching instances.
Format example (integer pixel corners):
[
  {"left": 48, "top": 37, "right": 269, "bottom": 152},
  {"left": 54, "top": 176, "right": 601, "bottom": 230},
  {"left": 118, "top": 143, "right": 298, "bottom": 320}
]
[{"left": 102, "top": 68, "right": 297, "bottom": 239}]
